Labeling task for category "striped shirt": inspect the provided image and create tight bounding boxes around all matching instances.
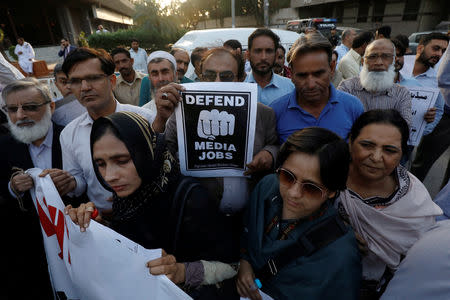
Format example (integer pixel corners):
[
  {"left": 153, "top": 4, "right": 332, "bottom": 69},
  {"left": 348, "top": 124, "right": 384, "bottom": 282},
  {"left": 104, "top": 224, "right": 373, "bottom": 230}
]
[{"left": 338, "top": 76, "right": 412, "bottom": 125}]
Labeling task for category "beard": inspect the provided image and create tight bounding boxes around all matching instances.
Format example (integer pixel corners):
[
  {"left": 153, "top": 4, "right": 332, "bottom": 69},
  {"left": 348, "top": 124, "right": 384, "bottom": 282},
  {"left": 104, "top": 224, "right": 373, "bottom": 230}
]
[
  {"left": 250, "top": 59, "right": 274, "bottom": 76},
  {"left": 360, "top": 64, "right": 396, "bottom": 93},
  {"left": 150, "top": 80, "right": 171, "bottom": 99},
  {"left": 8, "top": 105, "right": 52, "bottom": 144},
  {"left": 417, "top": 51, "right": 440, "bottom": 68}
]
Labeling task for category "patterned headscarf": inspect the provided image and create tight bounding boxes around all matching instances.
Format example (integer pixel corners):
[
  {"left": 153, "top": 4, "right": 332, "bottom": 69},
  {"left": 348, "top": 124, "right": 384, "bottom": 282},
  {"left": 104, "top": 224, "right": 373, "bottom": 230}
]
[{"left": 90, "top": 111, "right": 179, "bottom": 221}]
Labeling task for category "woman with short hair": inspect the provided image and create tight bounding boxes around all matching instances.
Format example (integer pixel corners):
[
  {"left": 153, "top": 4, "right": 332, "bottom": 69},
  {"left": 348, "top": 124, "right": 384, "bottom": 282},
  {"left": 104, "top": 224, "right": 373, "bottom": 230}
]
[{"left": 237, "top": 127, "right": 362, "bottom": 300}]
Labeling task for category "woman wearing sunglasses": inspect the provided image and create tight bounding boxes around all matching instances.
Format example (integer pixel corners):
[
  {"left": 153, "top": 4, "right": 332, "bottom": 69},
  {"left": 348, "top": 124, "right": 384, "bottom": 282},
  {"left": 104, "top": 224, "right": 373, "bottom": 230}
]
[
  {"left": 336, "top": 109, "right": 442, "bottom": 299},
  {"left": 237, "top": 127, "right": 362, "bottom": 300}
]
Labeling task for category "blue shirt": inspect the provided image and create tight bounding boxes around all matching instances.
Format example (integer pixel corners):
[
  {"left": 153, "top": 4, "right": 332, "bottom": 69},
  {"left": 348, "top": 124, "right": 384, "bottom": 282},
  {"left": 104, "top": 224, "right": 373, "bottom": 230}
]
[
  {"left": 270, "top": 84, "right": 364, "bottom": 143},
  {"left": 245, "top": 72, "right": 295, "bottom": 105},
  {"left": 335, "top": 44, "right": 349, "bottom": 65},
  {"left": 399, "top": 72, "right": 445, "bottom": 135}
]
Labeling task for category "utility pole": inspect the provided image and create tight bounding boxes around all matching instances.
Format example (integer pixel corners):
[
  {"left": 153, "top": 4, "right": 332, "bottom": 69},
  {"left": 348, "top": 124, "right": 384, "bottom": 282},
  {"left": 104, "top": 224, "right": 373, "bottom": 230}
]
[
  {"left": 232, "top": 0, "right": 235, "bottom": 28},
  {"left": 264, "top": 0, "right": 269, "bottom": 28}
]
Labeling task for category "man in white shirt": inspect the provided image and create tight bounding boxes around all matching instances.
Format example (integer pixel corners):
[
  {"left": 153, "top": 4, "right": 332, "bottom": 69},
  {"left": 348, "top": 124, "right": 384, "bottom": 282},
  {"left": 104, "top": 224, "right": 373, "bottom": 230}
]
[
  {"left": 96, "top": 25, "right": 108, "bottom": 34},
  {"left": 60, "top": 48, "right": 177, "bottom": 210},
  {"left": 338, "top": 31, "right": 374, "bottom": 80},
  {"left": 129, "top": 39, "right": 148, "bottom": 74},
  {"left": 335, "top": 28, "right": 357, "bottom": 65},
  {"left": 14, "top": 37, "right": 35, "bottom": 76}
]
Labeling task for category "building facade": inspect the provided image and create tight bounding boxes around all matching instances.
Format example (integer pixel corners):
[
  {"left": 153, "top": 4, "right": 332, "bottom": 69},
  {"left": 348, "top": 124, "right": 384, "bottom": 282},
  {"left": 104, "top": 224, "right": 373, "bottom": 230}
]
[
  {"left": 0, "top": 0, "right": 134, "bottom": 48},
  {"left": 289, "top": 0, "right": 449, "bottom": 36}
]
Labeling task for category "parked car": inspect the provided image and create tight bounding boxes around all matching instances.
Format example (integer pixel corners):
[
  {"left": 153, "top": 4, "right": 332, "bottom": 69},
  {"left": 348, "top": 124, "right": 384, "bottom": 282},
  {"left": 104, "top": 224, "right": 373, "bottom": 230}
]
[
  {"left": 408, "top": 31, "right": 446, "bottom": 54},
  {"left": 172, "top": 27, "right": 302, "bottom": 79},
  {"left": 287, "top": 18, "right": 337, "bottom": 38},
  {"left": 335, "top": 26, "right": 363, "bottom": 36}
]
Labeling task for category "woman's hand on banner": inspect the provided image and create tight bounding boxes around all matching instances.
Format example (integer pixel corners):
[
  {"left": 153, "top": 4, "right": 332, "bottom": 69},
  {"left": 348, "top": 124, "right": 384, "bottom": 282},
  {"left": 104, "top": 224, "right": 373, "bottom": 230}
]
[
  {"left": 244, "top": 150, "right": 274, "bottom": 176},
  {"left": 146, "top": 249, "right": 186, "bottom": 284},
  {"left": 65, "top": 202, "right": 99, "bottom": 232},
  {"left": 153, "top": 83, "right": 185, "bottom": 133}
]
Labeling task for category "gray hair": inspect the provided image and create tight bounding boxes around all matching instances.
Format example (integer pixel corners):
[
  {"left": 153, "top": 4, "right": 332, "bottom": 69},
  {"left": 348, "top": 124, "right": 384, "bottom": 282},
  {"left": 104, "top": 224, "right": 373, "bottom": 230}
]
[
  {"left": 1, "top": 78, "right": 52, "bottom": 106},
  {"left": 364, "top": 38, "right": 396, "bottom": 63},
  {"left": 342, "top": 29, "right": 354, "bottom": 40},
  {"left": 287, "top": 32, "right": 333, "bottom": 65}
]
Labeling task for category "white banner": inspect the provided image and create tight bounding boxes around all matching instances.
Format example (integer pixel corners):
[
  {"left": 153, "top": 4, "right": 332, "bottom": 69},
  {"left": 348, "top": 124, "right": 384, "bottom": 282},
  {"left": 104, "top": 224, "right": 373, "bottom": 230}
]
[
  {"left": 175, "top": 82, "right": 257, "bottom": 177},
  {"left": 27, "top": 168, "right": 192, "bottom": 300},
  {"left": 407, "top": 87, "right": 440, "bottom": 146}
]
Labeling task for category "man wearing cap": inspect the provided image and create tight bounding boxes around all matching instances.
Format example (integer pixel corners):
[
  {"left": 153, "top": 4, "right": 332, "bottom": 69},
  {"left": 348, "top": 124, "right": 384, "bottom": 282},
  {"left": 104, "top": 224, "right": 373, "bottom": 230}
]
[{"left": 141, "top": 51, "right": 177, "bottom": 111}]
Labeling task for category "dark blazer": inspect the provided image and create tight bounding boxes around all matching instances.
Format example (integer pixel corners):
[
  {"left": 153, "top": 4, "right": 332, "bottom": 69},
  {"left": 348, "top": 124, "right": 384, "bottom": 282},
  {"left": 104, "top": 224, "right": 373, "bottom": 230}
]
[
  {"left": 0, "top": 123, "right": 64, "bottom": 299},
  {"left": 58, "top": 45, "right": 77, "bottom": 59}
]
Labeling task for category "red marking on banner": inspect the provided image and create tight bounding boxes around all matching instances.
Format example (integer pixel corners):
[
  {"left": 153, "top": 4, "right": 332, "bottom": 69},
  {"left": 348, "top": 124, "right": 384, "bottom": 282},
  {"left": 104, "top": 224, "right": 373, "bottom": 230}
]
[{"left": 36, "top": 196, "right": 71, "bottom": 263}]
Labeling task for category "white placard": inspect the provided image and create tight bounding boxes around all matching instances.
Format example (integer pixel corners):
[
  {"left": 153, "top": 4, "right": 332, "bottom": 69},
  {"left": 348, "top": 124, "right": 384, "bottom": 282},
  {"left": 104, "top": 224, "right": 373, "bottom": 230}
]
[
  {"left": 175, "top": 82, "right": 257, "bottom": 177},
  {"left": 407, "top": 87, "right": 440, "bottom": 146}
]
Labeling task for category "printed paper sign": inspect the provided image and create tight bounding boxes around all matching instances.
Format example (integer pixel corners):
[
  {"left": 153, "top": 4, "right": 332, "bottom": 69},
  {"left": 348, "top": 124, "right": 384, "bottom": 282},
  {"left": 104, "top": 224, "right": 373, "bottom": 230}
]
[
  {"left": 407, "top": 87, "right": 440, "bottom": 146},
  {"left": 176, "top": 82, "right": 257, "bottom": 177}
]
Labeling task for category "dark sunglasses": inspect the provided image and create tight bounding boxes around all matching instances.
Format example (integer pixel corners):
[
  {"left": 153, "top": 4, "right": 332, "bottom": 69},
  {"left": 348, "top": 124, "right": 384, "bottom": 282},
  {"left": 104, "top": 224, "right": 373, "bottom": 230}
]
[
  {"left": 276, "top": 167, "right": 326, "bottom": 200},
  {"left": 202, "top": 70, "right": 235, "bottom": 82},
  {"left": 3, "top": 100, "right": 51, "bottom": 113}
]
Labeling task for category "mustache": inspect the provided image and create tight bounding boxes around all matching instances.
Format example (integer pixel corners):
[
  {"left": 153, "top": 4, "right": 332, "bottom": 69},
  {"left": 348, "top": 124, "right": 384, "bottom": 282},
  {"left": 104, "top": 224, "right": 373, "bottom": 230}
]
[
  {"left": 177, "top": 68, "right": 185, "bottom": 75},
  {"left": 16, "top": 119, "right": 35, "bottom": 126},
  {"left": 155, "top": 80, "right": 171, "bottom": 89}
]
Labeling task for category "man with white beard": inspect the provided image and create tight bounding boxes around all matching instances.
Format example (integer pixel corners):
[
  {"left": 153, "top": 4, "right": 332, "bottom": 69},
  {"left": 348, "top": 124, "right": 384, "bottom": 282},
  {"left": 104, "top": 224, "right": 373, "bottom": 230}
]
[
  {"left": 0, "top": 78, "right": 77, "bottom": 299},
  {"left": 338, "top": 39, "right": 412, "bottom": 125}
]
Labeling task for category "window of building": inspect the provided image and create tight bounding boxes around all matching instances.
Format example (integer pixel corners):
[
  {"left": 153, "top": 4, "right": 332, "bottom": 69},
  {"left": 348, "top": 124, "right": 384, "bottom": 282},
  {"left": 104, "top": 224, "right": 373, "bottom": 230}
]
[
  {"left": 372, "top": 0, "right": 386, "bottom": 22},
  {"left": 357, "top": 2, "right": 369, "bottom": 23},
  {"left": 403, "top": 0, "right": 421, "bottom": 21}
]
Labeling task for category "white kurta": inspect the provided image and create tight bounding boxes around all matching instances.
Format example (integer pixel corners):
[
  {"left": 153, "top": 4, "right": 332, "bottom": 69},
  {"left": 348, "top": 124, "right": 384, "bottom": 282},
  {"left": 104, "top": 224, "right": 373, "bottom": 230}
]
[{"left": 14, "top": 42, "right": 35, "bottom": 73}]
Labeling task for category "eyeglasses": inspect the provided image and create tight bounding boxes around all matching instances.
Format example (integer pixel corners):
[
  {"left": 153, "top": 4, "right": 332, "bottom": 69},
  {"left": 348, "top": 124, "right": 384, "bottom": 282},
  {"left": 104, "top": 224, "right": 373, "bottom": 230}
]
[
  {"left": 2, "top": 100, "right": 51, "bottom": 113},
  {"left": 68, "top": 74, "right": 109, "bottom": 87},
  {"left": 365, "top": 53, "right": 394, "bottom": 62},
  {"left": 276, "top": 167, "right": 326, "bottom": 200},
  {"left": 202, "top": 70, "right": 235, "bottom": 82}
]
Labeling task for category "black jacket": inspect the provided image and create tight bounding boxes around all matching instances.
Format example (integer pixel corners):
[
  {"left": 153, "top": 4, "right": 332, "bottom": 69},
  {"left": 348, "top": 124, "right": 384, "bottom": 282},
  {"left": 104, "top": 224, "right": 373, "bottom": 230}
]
[{"left": 0, "top": 123, "right": 63, "bottom": 299}]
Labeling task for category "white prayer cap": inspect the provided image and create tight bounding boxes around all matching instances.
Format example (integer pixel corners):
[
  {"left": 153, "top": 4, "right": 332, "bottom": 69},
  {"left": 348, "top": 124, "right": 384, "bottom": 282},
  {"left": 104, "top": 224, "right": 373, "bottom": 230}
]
[{"left": 147, "top": 51, "right": 177, "bottom": 71}]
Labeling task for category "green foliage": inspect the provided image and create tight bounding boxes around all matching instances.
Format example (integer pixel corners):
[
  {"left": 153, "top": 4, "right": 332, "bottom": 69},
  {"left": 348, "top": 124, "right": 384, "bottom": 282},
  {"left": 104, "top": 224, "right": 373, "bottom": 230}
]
[
  {"left": 88, "top": 28, "right": 186, "bottom": 52},
  {"left": 88, "top": 0, "right": 186, "bottom": 52},
  {"left": 78, "top": 31, "right": 89, "bottom": 47},
  {"left": 8, "top": 45, "right": 18, "bottom": 61}
]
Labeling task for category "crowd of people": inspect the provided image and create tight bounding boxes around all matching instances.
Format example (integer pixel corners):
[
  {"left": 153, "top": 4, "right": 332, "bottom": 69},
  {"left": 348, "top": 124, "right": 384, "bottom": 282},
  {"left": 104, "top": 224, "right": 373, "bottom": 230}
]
[{"left": 0, "top": 25, "right": 449, "bottom": 300}]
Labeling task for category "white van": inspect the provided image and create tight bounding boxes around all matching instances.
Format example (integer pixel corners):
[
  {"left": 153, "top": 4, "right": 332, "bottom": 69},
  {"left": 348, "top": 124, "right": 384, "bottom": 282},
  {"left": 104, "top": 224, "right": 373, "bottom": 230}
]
[{"left": 172, "top": 27, "right": 301, "bottom": 79}]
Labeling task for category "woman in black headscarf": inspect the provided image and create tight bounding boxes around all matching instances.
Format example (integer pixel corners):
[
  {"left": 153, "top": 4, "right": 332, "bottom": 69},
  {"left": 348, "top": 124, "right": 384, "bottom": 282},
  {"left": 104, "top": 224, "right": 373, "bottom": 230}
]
[{"left": 66, "top": 111, "right": 239, "bottom": 298}]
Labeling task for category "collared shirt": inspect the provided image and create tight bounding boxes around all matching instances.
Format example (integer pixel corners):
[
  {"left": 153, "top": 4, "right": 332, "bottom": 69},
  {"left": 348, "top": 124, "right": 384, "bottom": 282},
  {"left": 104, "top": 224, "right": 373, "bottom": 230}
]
[
  {"left": 338, "top": 49, "right": 361, "bottom": 80},
  {"left": 60, "top": 100, "right": 155, "bottom": 210},
  {"left": 129, "top": 48, "right": 148, "bottom": 74},
  {"left": 8, "top": 123, "right": 53, "bottom": 197},
  {"left": 270, "top": 84, "right": 364, "bottom": 143},
  {"left": 335, "top": 44, "right": 350, "bottom": 65},
  {"left": 244, "top": 72, "right": 295, "bottom": 105},
  {"left": 113, "top": 71, "right": 145, "bottom": 106},
  {"left": 338, "top": 76, "right": 412, "bottom": 125}
]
